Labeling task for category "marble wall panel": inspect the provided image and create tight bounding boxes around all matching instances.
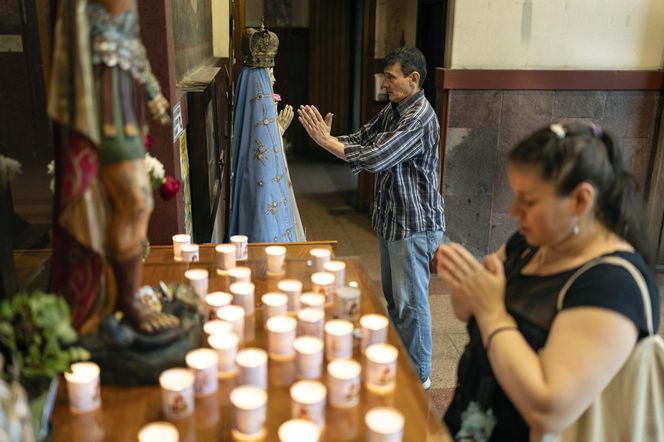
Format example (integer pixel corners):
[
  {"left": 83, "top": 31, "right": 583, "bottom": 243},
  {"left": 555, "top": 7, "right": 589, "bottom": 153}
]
[{"left": 444, "top": 88, "right": 661, "bottom": 255}]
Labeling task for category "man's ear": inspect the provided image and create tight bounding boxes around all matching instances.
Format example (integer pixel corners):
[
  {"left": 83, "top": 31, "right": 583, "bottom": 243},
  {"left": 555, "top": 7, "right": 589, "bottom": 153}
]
[{"left": 410, "top": 71, "right": 420, "bottom": 87}]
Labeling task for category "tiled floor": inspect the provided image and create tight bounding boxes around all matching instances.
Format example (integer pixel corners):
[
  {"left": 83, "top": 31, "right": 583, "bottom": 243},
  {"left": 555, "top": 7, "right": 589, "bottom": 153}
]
[{"left": 291, "top": 156, "right": 664, "bottom": 421}]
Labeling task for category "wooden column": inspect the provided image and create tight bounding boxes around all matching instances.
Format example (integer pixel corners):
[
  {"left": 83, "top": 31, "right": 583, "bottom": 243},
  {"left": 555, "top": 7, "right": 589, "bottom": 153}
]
[{"left": 138, "top": 0, "right": 186, "bottom": 244}]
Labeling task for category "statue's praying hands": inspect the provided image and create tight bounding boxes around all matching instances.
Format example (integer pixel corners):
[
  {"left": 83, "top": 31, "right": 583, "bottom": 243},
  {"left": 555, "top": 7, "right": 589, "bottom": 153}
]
[{"left": 277, "top": 104, "right": 294, "bottom": 136}]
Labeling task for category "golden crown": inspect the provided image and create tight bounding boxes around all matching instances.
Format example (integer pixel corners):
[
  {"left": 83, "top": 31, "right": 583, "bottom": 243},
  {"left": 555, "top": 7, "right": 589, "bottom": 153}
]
[{"left": 242, "top": 22, "right": 279, "bottom": 68}]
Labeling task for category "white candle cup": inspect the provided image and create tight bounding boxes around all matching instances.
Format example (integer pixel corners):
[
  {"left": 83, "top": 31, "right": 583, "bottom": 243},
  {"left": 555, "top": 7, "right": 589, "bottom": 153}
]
[
  {"left": 179, "top": 243, "right": 200, "bottom": 263},
  {"left": 172, "top": 234, "right": 191, "bottom": 261},
  {"left": 159, "top": 368, "right": 195, "bottom": 419},
  {"left": 64, "top": 362, "right": 101, "bottom": 412},
  {"left": 365, "top": 343, "right": 399, "bottom": 393},
  {"left": 278, "top": 418, "right": 321, "bottom": 442},
  {"left": 215, "top": 243, "right": 237, "bottom": 274},
  {"left": 311, "top": 272, "right": 336, "bottom": 306},
  {"left": 360, "top": 314, "right": 389, "bottom": 354},
  {"left": 297, "top": 308, "right": 325, "bottom": 339},
  {"left": 230, "top": 281, "right": 255, "bottom": 316},
  {"left": 261, "top": 292, "right": 288, "bottom": 327},
  {"left": 227, "top": 266, "right": 252, "bottom": 285},
  {"left": 207, "top": 332, "right": 239, "bottom": 376},
  {"left": 309, "top": 248, "right": 331, "bottom": 273},
  {"left": 230, "top": 235, "right": 249, "bottom": 260},
  {"left": 323, "top": 260, "right": 346, "bottom": 289},
  {"left": 185, "top": 348, "right": 219, "bottom": 396},
  {"left": 293, "top": 336, "right": 324, "bottom": 379},
  {"left": 290, "top": 380, "right": 327, "bottom": 429},
  {"left": 266, "top": 315, "right": 297, "bottom": 360},
  {"left": 365, "top": 407, "right": 404, "bottom": 442},
  {"left": 236, "top": 347, "right": 268, "bottom": 390},
  {"left": 216, "top": 305, "right": 245, "bottom": 341},
  {"left": 335, "top": 286, "right": 361, "bottom": 322},
  {"left": 324, "top": 319, "right": 354, "bottom": 361},
  {"left": 300, "top": 292, "right": 326, "bottom": 311},
  {"left": 205, "top": 292, "right": 233, "bottom": 320},
  {"left": 203, "top": 319, "right": 233, "bottom": 338},
  {"left": 278, "top": 279, "right": 303, "bottom": 313},
  {"left": 230, "top": 385, "right": 267, "bottom": 439},
  {"left": 138, "top": 421, "right": 179, "bottom": 442},
  {"left": 265, "top": 245, "right": 287, "bottom": 274},
  {"left": 184, "top": 268, "right": 208, "bottom": 299},
  {"left": 327, "top": 359, "right": 362, "bottom": 408}
]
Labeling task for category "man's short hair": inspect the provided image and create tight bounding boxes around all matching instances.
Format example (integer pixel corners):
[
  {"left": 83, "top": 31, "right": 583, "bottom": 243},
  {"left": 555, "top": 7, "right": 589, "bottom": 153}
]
[{"left": 383, "top": 47, "right": 427, "bottom": 87}]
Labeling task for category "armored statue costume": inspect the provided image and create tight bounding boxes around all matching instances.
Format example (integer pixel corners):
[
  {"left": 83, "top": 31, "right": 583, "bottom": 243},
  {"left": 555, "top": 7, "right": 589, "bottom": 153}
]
[{"left": 48, "top": 0, "right": 176, "bottom": 335}]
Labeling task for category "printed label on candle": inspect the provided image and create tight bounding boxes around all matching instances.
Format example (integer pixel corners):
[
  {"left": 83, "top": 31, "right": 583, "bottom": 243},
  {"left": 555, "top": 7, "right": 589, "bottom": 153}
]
[
  {"left": 365, "top": 344, "right": 398, "bottom": 393},
  {"left": 324, "top": 320, "right": 354, "bottom": 361},
  {"left": 290, "top": 380, "right": 327, "bottom": 428},
  {"left": 186, "top": 349, "right": 219, "bottom": 396},
  {"left": 297, "top": 308, "right": 325, "bottom": 338},
  {"left": 230, "top": 235, "right": 248, "bottom": 260},
  {"left": 327, "top": 359, "right": 361, "bottom": 408},
  {"left": 159, "top": 369, "right": 195, "bottom": 419}
]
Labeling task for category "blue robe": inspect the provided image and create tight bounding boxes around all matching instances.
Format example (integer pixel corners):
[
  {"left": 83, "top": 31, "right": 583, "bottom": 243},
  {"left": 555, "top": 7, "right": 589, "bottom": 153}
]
[{"left": 229, "top": 67, "right": 304, "bottom": 242}]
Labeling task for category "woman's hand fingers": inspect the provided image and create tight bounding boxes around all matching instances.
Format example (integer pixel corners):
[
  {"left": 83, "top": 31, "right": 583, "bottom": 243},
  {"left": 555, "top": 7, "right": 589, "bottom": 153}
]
[{"left": 437, "top": 243, "right": 476, "bottom": 280}]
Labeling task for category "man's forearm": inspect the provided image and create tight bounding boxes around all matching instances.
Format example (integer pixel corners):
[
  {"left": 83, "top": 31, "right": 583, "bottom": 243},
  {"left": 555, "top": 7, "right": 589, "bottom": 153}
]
[{"left": 320, "top": 136, "right": 346, "bottom": 160}]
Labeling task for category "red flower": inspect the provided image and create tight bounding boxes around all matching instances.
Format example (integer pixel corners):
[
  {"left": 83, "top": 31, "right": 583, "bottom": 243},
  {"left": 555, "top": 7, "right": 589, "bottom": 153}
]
[
  {"left": 272, "top": 93, "right": 281, "bottom": 102},
  {"left": 159, "top": 176, "right": 180, "bottom": 200},
  {"left": 144, "top": 134, "right": 154, "bottom": 151}
]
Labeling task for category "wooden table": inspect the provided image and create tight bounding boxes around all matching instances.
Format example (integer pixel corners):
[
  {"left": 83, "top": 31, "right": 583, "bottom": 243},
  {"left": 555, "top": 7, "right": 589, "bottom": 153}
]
[{"left": 49, "top": 242, "right": 451, "bottom": 441}]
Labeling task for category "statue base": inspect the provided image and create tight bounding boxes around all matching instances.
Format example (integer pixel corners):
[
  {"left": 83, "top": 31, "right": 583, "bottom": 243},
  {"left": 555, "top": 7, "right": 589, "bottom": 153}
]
[{"left": 79, "top": 283, "right": 205, "bottom": 385}]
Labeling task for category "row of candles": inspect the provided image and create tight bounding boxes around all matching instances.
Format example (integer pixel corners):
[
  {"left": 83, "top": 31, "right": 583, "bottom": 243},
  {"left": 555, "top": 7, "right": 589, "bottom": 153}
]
[{"left": 64, "top": 237, "right": 406, "bottom": 441}]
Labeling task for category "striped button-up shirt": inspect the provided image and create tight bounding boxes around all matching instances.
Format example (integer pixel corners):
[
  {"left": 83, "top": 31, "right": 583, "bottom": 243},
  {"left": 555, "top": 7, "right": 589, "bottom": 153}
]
[{"left": 340, "top": 90, "right": 445, "bottom": 241}]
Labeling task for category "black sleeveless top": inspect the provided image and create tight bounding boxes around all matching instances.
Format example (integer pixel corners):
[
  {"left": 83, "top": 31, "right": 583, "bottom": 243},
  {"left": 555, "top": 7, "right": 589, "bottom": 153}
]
[{"left": 443, "top": 233, "right": 660, "bottom": 441}]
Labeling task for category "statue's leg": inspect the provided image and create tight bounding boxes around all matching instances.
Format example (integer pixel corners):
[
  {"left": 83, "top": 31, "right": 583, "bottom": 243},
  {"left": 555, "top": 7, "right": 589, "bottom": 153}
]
[{"left": 99, "top": 159, "right": 178, "bottom": 334}]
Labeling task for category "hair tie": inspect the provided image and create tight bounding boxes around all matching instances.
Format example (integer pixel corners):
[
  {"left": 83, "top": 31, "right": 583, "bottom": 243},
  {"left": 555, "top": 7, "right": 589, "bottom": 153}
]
[
  {"left": 589, "top": 122, "right": 603, "bottom": 137},
  {"left": 549, "top": 123, "right": 566, "bottom": 139}
]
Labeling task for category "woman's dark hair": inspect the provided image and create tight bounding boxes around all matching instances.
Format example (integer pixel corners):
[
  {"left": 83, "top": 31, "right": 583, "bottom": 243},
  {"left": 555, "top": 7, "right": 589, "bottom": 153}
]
[
  {"left": 383, "top": 47, "right": 427, "bottom": 87},
  {"left": 508, "top": 121, "right": 653, "bottom": 264}
]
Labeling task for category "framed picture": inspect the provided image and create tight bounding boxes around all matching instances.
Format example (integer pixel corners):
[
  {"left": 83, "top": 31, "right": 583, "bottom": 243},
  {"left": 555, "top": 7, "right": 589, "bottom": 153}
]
[{"left": 185, "top": 68, "right": 225, "bottom": 243}]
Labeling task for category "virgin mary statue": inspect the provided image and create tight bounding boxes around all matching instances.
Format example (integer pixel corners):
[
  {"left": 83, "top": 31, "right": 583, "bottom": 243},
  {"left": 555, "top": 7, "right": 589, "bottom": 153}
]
[{"left": 229, "top": 24, "right": 305, "bottom": 243}]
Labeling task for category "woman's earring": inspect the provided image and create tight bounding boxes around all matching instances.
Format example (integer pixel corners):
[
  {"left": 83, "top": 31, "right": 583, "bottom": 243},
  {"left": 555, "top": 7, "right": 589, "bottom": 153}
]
[{"left": 572, "top": 224, "right": 580, "bottom": 235}]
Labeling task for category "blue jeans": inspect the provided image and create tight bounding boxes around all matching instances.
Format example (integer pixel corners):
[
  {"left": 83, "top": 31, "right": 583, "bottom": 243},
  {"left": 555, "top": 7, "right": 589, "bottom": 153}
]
[{"left": 379, "top": 230, "right": 443, "bottom": 382}]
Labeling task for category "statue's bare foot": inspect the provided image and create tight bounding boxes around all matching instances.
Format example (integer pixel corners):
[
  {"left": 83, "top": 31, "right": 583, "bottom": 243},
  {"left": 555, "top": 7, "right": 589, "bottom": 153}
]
[{"left": 121, "top": 299, "right": 179, "bottom": 335}]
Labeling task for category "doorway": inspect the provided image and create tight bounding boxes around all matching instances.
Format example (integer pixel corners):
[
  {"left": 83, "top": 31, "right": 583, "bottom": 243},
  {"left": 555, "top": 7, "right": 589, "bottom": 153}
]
[{"left": 417, "top": 0, "right": 448, "bottom": 105}]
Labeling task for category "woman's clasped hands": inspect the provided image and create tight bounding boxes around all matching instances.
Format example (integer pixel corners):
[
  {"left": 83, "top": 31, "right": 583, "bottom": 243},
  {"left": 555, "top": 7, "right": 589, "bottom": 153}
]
[{"left": 435, "top": 243, "right": 507, "bottom": 324}]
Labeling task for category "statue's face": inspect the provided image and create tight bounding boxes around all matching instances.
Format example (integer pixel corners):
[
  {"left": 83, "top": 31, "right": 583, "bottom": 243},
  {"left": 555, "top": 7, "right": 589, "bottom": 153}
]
[{"left": 268, "top": 68, "right": 276, "bottom": 87}]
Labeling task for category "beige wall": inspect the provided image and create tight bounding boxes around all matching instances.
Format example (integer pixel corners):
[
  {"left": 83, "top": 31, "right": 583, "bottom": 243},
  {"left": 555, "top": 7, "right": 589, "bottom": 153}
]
[
  {"left": 374, "top": 0, "right": 418, "bottom": 58},
  {"left": 212, "top": 0, "right": 230, "bottom": 58},
  {"left": 450, "top": 0, "right": 664, "bottom": 69}
]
